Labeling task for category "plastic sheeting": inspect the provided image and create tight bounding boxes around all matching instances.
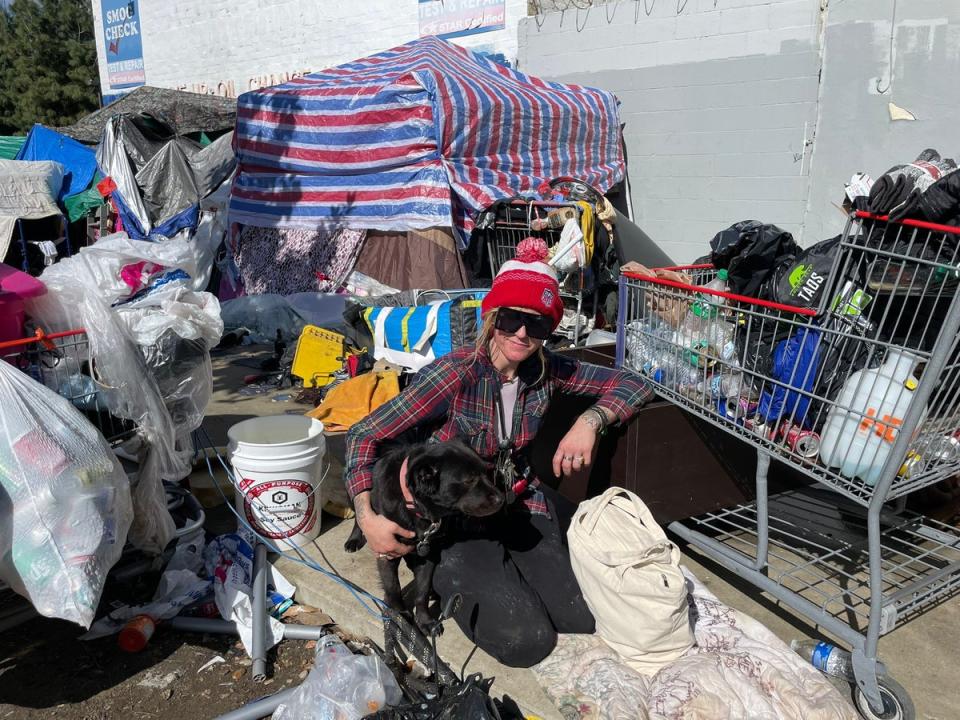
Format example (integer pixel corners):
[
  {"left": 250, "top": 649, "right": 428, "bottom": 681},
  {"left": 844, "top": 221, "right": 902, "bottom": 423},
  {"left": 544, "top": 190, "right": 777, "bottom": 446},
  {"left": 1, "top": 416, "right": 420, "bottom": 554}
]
[
  {"left": 15, "top": 124, "right": 98, "bottom": 200},
  {"left": 59, "top": 86, "right": 237, "bottom": 146},
  {"left": 0, "top": 359, "right": 133, "bottom": 628},
  {"left": 97, "top": 115, "right": 236, "bottom": 240},
  {"left": 26, "top": 232, "right": 222, "bottom": 553},
  {"left": 0, "top": 159, "right": 64, "bottom": 261}
]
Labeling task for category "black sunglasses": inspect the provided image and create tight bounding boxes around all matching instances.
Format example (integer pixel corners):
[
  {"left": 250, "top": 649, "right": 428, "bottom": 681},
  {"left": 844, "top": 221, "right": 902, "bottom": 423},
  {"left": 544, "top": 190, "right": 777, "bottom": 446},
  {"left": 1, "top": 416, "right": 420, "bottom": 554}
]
[{"left": 494, "top": 308, "right": 553, "bottom": 340}]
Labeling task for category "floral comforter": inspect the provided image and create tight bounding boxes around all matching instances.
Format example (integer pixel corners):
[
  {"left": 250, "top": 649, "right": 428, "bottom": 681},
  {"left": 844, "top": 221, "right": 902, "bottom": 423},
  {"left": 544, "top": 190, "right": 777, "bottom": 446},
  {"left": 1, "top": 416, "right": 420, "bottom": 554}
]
[{"left": 533, "top": 569, "right": 858, "bottom": 720}]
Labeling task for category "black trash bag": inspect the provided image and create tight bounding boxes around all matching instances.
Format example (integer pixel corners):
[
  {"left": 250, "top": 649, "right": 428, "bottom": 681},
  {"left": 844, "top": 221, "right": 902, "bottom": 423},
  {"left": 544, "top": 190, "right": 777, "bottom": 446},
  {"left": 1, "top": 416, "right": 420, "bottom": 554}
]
[
  {"left": 709, "top": 221, "right": 799, "bottom": 298},
  {"left": 767, "top": 236, "right": 841, "bottom": 309},
  {"left": 867, "top": 149, "right": 957, "bottom": 216},
  {"left": 363, "top": 674, "right": 505, "bottom": 720}
]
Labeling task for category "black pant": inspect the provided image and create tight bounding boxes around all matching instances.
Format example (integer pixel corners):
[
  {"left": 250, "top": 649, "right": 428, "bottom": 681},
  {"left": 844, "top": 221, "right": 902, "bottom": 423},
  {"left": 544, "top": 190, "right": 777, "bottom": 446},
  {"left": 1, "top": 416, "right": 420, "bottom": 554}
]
[{"left": 432, "top": 485, "right": 594, "bottom": 668}]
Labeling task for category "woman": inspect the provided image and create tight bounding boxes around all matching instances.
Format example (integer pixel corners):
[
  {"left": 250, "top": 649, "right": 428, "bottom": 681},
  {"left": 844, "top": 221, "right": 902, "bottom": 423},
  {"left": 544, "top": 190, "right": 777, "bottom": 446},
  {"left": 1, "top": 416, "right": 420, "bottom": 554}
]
[{"left": 344, "top": 239, "right": 653, "bottom": 668}]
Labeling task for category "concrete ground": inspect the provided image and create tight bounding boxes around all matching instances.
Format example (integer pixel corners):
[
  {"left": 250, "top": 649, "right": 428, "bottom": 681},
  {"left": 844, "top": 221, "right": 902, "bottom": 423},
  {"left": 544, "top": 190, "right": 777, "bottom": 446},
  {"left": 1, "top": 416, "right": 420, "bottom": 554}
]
[{"left": 201, "top": 346, "right": 960, "bottom": 720}]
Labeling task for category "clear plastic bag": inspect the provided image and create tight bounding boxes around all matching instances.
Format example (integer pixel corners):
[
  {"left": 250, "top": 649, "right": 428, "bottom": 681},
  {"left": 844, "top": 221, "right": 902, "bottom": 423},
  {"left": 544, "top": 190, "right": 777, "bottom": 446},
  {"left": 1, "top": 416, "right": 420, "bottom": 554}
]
[
  {"left": 273, "top": 634, "right": 402, "bottom": 720},
  {"left": 0, "top": 359, "right": 133, "bottom": 627}
]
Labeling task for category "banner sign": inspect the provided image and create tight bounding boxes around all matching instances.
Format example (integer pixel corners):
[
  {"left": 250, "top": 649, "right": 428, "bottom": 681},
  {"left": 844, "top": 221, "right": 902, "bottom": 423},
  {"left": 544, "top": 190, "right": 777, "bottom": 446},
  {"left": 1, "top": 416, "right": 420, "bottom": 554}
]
[
  {"left": 419, "top": 0, "right": 506, "bottom": 40},
  {"left": 101, "top": 0, "right": 146, "bottom": 89}
]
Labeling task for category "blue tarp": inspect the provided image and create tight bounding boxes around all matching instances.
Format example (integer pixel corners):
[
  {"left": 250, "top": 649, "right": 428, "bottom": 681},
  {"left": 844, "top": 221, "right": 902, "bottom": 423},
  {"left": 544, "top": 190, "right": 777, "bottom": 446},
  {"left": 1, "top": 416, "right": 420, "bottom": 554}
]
[{"left": 15, "top": 124, "right": 98, "bottom": 201}]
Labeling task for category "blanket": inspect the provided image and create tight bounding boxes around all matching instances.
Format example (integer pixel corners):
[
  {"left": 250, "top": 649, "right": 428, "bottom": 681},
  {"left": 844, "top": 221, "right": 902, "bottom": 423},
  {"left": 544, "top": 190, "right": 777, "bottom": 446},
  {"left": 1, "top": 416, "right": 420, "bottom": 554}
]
[{"left": 533, "top": 568, "right": 857, "bottom": 720}]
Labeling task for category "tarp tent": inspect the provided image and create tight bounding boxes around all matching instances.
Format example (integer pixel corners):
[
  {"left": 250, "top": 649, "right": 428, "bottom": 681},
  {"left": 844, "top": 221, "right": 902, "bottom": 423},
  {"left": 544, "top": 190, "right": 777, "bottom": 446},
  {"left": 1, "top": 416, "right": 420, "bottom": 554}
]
[
  {"left": 97, "top": 115, "right": 236, "bottom": 240},
  {"left": 16, "top": 124, "right": 98, "bottom": 201},
  {"left": 60, "top": 86, "right": 237, "bottom": 146},
  {"left": 230, "top": 37, "right": 625, "bottom": 244},
  {"left": 0, "top": 159, "right": 64, "bottom": 261}
]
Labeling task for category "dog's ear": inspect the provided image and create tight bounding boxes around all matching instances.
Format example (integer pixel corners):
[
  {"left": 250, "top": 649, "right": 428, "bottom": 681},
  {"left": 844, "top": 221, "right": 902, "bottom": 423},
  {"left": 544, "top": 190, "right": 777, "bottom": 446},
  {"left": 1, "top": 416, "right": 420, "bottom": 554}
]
[{"left": 408, "top": 455, "right": 441, "bottom": 495}]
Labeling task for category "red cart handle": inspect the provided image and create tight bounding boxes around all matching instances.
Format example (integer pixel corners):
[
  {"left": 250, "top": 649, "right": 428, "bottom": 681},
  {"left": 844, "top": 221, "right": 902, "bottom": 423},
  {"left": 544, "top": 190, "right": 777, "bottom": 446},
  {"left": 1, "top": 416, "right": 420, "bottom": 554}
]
[
  {"left": 622, "top": 266, "right": 819, "bottom": 317},
  {"left": 0, "top": 327, "right": 87, "bottom": 352},
  {"left": 854, "top": 210, "right": 960, "bottom": 236}
]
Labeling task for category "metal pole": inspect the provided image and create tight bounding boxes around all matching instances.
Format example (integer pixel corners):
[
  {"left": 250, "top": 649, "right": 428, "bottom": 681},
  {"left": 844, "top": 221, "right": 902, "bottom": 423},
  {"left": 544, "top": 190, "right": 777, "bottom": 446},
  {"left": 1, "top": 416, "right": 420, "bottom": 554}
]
[
  {"left": 168, "top": 616, "right": 326, "bottom": 641},
  {"left": 753, "top": 450, "right": 770, "bottom": 572},
  {"left": 615, "top": 274, "right": 627, "bottom": 367},
  {"left": 210, "top": 687, "right": 298, "bottom": 720},
  {"left": 251, "top": 542, "right": 268, "bottom": 682}
]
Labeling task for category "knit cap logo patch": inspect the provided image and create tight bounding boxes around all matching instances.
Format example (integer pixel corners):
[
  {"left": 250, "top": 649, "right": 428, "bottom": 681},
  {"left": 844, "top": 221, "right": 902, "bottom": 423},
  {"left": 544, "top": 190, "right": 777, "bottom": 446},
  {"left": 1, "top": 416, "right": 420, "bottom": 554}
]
[{"left": 541, "top": 288, "right": 554, "bottom": 307}]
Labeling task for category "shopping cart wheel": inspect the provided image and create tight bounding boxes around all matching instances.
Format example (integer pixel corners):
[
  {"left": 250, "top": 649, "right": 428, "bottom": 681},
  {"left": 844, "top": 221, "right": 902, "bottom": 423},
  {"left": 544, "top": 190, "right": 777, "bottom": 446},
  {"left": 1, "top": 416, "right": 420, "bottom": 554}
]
[{"left": 853, "top": 675, "right": 915, "bottom": 720}]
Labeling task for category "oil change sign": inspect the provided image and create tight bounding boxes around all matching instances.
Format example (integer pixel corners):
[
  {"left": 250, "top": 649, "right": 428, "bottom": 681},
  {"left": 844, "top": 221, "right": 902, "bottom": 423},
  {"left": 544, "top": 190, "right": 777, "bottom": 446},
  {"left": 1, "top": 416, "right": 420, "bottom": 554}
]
[
  {"left": 419, "top": 0, "right": 506, "bottom": 40},
  {"left": 101, "top": 0, "right": 145, "bottom": 90}
]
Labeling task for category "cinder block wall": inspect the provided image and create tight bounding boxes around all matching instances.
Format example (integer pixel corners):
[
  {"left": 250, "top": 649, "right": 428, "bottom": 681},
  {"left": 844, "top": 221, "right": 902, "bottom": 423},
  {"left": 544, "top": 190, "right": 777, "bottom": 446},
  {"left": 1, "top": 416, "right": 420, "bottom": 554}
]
[
  {"left": 90, "top": 0, "right": 529, "bottom": 99},
  {"left": 520, "top": 0, "right": 822, "bottom": 262},
  {"left": 521, "top": 0, "right": 960, "bottom": 263}
]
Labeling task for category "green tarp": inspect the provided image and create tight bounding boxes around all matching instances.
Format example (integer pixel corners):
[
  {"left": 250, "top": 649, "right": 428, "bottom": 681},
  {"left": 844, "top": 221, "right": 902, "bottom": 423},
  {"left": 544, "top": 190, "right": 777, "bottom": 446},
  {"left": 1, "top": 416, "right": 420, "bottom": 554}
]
[
  {"left": 0, "top": 136, "right": 26, "bottom": 160},
  {"left": 63, "top": 178, "right": 106, "bottom": 223}
]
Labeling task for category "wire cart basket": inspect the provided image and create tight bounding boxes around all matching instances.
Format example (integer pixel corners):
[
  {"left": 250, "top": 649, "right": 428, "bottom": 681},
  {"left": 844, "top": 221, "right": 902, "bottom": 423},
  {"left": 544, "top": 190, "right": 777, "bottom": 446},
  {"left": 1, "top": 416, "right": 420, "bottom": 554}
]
[
  {"left": 615, "top": 211, "right": 960, "bottom": 718},
  {"left": 0, "top": 328, "right": 137, "bottom": 446},
  {"left": 473, "top": 200, "right": 595, "bottom": 345}
]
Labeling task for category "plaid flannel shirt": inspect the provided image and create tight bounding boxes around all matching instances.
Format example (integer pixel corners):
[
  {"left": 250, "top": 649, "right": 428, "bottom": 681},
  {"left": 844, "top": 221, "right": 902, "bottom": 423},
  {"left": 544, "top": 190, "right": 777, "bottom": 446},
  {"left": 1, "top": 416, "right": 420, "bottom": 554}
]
[{"left": 344, "top": 347, "right": 653, "bottom": 515}]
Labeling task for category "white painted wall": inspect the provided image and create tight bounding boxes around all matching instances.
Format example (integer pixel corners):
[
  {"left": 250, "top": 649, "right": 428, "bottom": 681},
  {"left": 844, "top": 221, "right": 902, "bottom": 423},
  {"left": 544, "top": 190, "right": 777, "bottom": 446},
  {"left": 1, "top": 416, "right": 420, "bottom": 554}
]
[
  {"left": 521, "top": 0, "right": 960, "bottom": 264},
  {"left": 90, "top": 0, "right": 528, "bottom": 100},
  {"left": 520, "top": 0, "right": 823, "bottom": 263}
]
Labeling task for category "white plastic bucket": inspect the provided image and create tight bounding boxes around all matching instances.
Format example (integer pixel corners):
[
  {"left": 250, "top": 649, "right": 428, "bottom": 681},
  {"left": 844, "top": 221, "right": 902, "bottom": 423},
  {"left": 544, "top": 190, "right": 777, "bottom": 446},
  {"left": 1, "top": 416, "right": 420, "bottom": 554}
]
[{"left": 227, "top": 416, "right": 326, "bottom": 548}]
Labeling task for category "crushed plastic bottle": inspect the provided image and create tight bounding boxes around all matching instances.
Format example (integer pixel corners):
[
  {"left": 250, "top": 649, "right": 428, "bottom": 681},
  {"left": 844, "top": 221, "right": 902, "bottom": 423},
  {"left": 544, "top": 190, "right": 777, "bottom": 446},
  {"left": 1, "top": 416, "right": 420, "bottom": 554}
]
[
  {"left": 790, "top": 639, "right": 855, "bottom": 681},
  {"left": 625, "top": 318, "right": 677, "bottom": 372},
  {"left": 643, "top": 354, "right": 702, "bottom": 391}
]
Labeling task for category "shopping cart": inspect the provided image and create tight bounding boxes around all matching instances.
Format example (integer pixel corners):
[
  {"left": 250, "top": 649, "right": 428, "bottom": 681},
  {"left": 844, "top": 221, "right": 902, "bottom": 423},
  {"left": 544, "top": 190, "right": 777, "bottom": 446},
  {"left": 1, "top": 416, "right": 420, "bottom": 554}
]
[
  {"left": 615, "top": 212, "right": 960, "bottom": 719},
  {"left": 0, "top": 328, "right": 137, "bottom": 446},
  {"left": 473, "top": 200, "right": 594, "bottom": 344}
]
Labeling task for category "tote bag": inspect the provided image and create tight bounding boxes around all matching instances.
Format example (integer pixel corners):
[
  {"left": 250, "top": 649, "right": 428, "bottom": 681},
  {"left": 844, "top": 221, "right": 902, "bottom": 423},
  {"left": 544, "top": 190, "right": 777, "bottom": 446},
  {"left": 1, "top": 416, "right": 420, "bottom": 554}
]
[{"left": 568, "top": 487, "right": 694, "bottom": 675}]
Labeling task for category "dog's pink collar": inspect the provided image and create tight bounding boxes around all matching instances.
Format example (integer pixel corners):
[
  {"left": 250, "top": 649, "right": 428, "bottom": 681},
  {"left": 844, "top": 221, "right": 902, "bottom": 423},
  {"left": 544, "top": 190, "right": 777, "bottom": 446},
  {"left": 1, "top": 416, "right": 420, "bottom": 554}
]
[{"left": 399, "top": 456, "right": 417, "bottom": 512}]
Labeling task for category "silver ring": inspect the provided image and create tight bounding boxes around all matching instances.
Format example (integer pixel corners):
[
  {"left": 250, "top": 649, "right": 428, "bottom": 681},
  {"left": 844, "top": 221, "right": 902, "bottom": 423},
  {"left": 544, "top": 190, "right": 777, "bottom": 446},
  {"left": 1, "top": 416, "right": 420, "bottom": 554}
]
[
  {"left": 575, "top": 455, "right": 585, "bottom": 462},
  {"left": 563, "top": 455, "right": 573, "bottom": 461},
  {"left": 377, "top": 553, "right": 386, "bottom": 559}
]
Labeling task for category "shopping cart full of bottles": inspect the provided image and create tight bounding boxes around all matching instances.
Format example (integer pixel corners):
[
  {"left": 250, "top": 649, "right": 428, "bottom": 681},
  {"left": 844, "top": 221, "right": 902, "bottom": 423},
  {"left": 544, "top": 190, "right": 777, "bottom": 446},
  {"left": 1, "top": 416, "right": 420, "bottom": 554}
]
[{"left": 615, "top": 211, "right": 960, "bottom": 719}]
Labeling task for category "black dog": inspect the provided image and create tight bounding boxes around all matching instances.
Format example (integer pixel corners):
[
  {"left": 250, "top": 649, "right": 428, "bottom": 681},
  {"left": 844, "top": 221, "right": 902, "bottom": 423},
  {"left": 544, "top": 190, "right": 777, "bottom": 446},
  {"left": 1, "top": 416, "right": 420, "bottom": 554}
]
[{"left": 345, "top": 440, "right": 504, "bottom": 631}]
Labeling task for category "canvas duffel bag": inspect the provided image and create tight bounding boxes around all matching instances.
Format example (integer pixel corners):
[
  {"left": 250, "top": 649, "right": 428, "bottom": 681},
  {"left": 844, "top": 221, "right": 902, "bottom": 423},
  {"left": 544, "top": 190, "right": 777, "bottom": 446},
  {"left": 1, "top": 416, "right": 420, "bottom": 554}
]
[{"left": 567, "top": 487, "right": 694, "bottom": 675}]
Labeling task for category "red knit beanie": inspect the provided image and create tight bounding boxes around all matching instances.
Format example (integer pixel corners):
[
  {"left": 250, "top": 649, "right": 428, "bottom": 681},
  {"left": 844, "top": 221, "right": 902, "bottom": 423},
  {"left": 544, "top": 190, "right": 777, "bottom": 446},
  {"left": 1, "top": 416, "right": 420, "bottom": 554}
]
[{"left": 481, "top": 238, "right": 563, "bottom": 329}]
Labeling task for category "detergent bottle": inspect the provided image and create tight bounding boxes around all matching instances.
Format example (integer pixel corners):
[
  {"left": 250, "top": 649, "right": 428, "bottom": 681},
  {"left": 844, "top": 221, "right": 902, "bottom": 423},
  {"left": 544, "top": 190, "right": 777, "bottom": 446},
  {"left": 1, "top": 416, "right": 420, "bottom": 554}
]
[{"left": 818, "top": 348, "right": 922, "bottom": 486}]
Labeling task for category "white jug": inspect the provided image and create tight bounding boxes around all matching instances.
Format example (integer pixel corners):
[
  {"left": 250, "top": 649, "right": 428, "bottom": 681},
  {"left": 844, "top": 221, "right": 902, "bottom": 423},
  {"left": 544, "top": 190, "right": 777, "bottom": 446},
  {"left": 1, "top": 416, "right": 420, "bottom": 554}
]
[{"left": 819, "top": 348, "right": 921, "bottom": 486}]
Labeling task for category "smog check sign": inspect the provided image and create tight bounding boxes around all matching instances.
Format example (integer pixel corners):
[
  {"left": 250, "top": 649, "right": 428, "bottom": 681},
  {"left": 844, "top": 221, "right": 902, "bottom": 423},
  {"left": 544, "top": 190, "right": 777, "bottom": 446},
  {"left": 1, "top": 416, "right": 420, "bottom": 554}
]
[{"left": 101, "top": 0, "right": 145, "bottom": 89}]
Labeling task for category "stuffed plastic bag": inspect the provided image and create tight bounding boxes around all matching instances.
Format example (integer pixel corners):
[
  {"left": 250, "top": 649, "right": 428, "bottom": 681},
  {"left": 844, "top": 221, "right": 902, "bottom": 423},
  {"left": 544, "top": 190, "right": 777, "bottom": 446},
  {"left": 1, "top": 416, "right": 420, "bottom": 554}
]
[
  {"left": 709, "top": 221, "right": 799, "bottom": 299},
  {"left": 273, "top": 633, "right": 401, "bottom": 720},
  {"left": 756, "top": 327, "right": 822, "bottom": 426},
  {"left": 0, "top": 360, "right": 133, "bottom": 627}
]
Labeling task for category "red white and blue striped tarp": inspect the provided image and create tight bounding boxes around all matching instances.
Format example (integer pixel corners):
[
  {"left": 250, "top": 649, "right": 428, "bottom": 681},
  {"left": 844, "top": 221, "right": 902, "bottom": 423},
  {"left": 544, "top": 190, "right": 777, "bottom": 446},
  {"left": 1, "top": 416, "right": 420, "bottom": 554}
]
[{"left": 230, "top": 37, "right": 624, "bottom": 246}]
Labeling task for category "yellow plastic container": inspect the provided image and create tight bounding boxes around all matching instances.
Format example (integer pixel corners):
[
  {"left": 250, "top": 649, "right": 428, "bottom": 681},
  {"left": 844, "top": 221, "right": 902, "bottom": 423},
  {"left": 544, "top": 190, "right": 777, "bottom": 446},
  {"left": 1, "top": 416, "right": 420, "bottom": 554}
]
[{"left": 291, "top": 325, "right": 346, "bottom": 388}]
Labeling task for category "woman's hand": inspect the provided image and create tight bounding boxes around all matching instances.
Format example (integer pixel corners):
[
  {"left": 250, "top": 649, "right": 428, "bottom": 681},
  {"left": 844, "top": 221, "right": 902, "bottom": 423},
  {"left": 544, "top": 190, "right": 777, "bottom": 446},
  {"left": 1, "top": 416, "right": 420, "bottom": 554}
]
[
  {"left": 354, "top": 492, "right": 415, "bottom": 559},
  {"left": 553, "top": 416, "right": 599, "bottom": 477}
]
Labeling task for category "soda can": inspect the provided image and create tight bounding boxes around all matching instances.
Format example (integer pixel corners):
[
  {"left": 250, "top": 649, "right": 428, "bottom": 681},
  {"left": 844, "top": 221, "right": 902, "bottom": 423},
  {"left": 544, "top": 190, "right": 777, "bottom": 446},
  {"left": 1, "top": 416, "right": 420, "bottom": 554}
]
[
  {"left": 746, "top": 416, "right": 773, "bottom": 440},
  {"left": 783, "top": 423, "right": 821, "bottom": 458}
]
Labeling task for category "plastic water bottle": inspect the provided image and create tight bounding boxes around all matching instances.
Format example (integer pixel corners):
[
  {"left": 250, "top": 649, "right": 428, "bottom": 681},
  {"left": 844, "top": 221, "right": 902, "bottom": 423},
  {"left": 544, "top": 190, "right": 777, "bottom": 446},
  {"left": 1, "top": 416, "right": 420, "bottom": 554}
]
[
  {"left": 790, "top": 639, "right": 855, "bottom": 681},
  {"left": 699, "top": 372, "right": 748, "bottom": 400},
  {"left": 643, "top": 354, "right": 701, "bottom": 391},
  {"left": 626, "top": 318, "right": 676, "bottom": 371},
  {"left": 702, "top": 269, "right": 730, "bottom": 302}
]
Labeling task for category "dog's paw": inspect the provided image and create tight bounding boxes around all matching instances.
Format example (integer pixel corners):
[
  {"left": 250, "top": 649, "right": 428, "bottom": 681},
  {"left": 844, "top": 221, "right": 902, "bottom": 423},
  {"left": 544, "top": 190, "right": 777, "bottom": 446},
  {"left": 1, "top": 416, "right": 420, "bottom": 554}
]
[
  {"left": 343, "top": 536, "right": 365, "bottom": 553},
  {"left": 344, "top": 523, "right": 366, "bottom": 553}
]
